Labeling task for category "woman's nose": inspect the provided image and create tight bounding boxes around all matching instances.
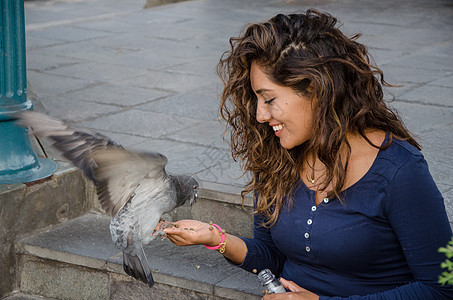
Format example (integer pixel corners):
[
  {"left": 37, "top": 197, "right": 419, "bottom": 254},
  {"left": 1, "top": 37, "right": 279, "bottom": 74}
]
[{"left": 256, "top": 101, "right": 271, "bottom": 123}]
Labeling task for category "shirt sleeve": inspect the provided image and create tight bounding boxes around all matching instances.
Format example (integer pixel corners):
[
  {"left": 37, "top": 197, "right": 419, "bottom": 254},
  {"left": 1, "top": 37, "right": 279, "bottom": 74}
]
[
  {"left": 227, "top": 212, "right": 287, "bottom": 277},
  {"left": 320, "top": 155, "right": 453, "bottom": 299}
]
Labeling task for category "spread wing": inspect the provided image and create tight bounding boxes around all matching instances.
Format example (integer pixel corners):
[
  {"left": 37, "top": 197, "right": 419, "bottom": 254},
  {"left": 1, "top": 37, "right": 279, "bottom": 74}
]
[
  {"left": 16, "top": 111, "right": 168, "bottom": 216},
  {"left": 16, "top": 111, "right": 119, "bottom": 183},
  {"left": 92, "top": 149, "right": 168, "bottom": 216}
]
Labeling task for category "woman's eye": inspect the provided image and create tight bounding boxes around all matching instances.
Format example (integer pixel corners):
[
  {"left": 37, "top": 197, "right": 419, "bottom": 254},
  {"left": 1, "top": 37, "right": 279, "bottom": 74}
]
[{"left": 264, "top": 98, "right": 275, "bottom": 104}]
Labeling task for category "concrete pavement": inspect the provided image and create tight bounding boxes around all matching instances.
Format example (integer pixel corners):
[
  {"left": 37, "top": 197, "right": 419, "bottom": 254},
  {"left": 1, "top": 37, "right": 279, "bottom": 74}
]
[{"left": 23, "top": 0, "right": 453, "bottom": 222}]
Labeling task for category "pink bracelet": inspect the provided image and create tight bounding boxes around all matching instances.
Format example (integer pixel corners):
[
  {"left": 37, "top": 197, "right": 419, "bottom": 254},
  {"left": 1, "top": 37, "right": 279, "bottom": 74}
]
[{"left": 204, "top": 223, "right": 226, "bottom": 250}]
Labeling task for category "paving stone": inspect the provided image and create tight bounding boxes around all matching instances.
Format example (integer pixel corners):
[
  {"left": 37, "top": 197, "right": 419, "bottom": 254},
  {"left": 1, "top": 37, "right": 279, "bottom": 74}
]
[
  {"left": 367, "top": 48, "right": 407, "bottom": 66},
  {"left": 398, "top": 85, "right": 453, "bottom": 107},
  {"left": 164, "top": 121, "right": 229, "bottom": 150},
  {"left": 24, "top": 0, "right": 144, "bottom": 28},
  {"left": 45, "top": 61, "right": 147, "bottom": 82},
  {"left": 137, "top": 93, "right": 220, "bottom": 121},
  {"left": 39, "top": 97, "right": 123, "bottom": 123},
  {"left": 342, "top": 21, "right": 400, "bottom": 38},
  {"left": 27, "top": 71, "right": 95, "bottom": 99},
  {"left": 25, "top": 35, "right": 65, "bottom": 51},
  {"left": 387, "top": 52, "right": 453, "bottom": 72},
  {"left": 384, "top": 83, "right": 420, "bottom": 99},
  {"left": 443, "top": 187, "right": 453, "bottom": 224},
  {"left": 381, "top": 64, "right": 452, "bottom": 85},
  {"left": 195, "top": 159, "right": 248, "bottom": 188},
  {"left": 26, "top": 53, "right": 85, "bottom": 73},
  {"left": 121, "top": 69, "right": 218, "bottom": 93},
  {"left": 164, "top": 56, "right": 223, "bottom": 77},
  {"left": 419, "top": 125, "right": 453, "bottom": 188},
  {"left": 72, "top": 18, "right": 140, "bottom": 34},
  {"left": 26, "top": 26, "right": 110, "bottom": 43},
  {"left": 62, "top": 83, "right": 171, "bottom": 107},
  {"left": 78, "top": 109, "right": 201, "bottom": 138},
  {"left": 131, "top": 138, "right": 229, "bottom": 176},
  {"left": 430, "top": 74, "right": 453, "bottom": 88},
  {"left": 378, "top": 27, "right": 450, "bottom": 50},
  {"left": 100, "top": 48, "right": 191, "bottom": 71},
  {"left": 83, "top": 32, "right": 163, "bottom": 51},
  {"left": 27, "top": 40, "right": 136, "bottom": 63},
  {"left": 387, "top": 101, "right": 453, "bottom": 135},
  {"left": 188, "top": 81, "right": 224, "bottom": 99}
]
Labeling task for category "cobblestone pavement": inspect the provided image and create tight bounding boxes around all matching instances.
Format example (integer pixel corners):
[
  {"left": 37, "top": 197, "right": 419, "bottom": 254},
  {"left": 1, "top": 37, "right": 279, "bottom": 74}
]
[{"left": 24, "top": 0, "right": 453, "bottom": 221}]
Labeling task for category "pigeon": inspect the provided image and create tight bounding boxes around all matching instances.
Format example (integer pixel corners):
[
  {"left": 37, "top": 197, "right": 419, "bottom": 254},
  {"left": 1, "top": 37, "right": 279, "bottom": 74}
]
[{"left": 16, "top": 111, "right": 199, "bottom": 288}]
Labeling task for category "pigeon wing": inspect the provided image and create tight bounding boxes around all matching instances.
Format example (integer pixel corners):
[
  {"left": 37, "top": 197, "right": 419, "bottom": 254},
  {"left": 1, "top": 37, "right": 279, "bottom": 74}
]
[
  {"left": 16, "top": 111, "right": 119, "bottom": 183},
  {"left": 92, "top": 149, "right": 168, "bottom": 216},
  {"left": 17, "top": 111, "right": 168, "bottom": 217}
]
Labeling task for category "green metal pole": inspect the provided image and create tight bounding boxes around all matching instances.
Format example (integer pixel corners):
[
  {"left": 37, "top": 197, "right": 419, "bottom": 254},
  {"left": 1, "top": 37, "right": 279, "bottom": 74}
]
[{"left": 0, "top": 0, "right": 57, "bottom": 184}]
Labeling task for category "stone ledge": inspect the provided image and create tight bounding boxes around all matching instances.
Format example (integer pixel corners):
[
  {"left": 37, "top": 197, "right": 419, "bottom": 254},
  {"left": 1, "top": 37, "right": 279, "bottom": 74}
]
[
  {"left": 199, "top": 180, "right": 253, "bottom": 207},
  {"left": 14, "top": 213, "right": 262, "bottom": 300}
]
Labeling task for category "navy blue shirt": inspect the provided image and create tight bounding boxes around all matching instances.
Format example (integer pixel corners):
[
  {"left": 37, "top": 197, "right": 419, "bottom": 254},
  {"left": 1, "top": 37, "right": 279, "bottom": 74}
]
[{"left": 237, "top": 137, "right": 453, "bottom": 299}]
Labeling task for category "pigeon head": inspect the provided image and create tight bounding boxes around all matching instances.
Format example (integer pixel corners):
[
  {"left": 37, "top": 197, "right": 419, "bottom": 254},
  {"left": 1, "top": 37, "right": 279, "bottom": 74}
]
[{"left": 171, "top": 175, "right": 199, "bottom": 207}]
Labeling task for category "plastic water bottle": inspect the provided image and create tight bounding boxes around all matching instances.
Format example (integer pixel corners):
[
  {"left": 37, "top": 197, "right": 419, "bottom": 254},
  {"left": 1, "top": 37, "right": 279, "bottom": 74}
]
[{"left": 257, "top": 269, "right": 286, "bottom": 294}]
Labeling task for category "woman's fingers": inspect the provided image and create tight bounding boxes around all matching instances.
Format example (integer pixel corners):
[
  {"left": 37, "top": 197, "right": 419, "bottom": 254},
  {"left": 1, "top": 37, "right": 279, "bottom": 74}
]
[{"left": 280, "top": 278, "right": 304, "bottom": 292}]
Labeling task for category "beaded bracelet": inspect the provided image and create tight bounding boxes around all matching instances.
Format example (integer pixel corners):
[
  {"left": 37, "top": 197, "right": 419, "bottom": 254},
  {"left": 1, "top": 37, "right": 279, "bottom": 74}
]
[{"left": 204, "top": 223, "right": 227, "bottom": 253}]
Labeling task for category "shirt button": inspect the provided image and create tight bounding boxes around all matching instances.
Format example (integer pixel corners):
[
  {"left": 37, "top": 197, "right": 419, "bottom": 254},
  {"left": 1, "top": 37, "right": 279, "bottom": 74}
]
[
  {"left": 311, "top": 205, "right": 317, "bottom": 211},
  {"left": 306, "top": 246, "right": 311, "bottom": 252},
  {"left": 323, "top": 198, "right": 329, "bottom": 203},
  {"left": 307, "top": 219, "right": 312, "bottom": 225},
  {"left": 304, "top": 232, "right": 309, "bottom": 238}
]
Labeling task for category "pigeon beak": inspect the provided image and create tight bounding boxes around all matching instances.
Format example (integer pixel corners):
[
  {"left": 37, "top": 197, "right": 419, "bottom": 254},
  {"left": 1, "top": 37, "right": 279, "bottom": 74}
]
[{"left": 191, "top": 185, "right": 198, "bottom": 206}]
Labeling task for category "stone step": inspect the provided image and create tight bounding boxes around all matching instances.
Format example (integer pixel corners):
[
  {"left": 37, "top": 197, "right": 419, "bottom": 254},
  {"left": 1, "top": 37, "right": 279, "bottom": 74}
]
[{"left": 14, "top": 213, "right": 262, "bottom": 300}]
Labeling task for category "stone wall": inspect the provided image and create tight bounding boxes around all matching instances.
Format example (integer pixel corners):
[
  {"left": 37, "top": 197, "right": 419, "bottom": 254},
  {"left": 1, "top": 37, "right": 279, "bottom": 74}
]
[{"left": 0, "top": 166, "right": 93, "bottom": 298}]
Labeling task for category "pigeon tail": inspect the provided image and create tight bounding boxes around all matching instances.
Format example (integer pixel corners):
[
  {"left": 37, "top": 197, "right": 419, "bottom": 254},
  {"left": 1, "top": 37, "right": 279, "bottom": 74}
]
[{"left": 122, "top": 245, "right": 154, "bottom": 287}]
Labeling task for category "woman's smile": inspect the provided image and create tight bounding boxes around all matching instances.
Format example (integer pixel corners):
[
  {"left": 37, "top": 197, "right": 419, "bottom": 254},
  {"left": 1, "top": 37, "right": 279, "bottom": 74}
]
[{"left": 271, "top": 123, "right": 285, "bottom": 134}]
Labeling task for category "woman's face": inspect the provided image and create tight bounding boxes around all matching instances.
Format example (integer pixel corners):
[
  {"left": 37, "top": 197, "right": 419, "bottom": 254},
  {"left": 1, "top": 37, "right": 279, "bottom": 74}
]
[{"left": 250, "top": 62, "right": 315, "bottom": 150}]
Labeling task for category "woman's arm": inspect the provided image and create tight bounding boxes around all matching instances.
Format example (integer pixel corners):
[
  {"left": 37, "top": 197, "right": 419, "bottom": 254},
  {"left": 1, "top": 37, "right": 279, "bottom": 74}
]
[{"left": 378, "top": 156, "right": 453, "bottom": 299}]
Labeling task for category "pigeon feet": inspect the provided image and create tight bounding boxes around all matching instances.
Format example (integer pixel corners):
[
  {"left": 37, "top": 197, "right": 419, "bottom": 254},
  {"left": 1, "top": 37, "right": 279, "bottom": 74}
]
[
  {"left": 153, "top": 220, "right": 173, "bottom": 240},
  {"left": 153, "top": 229, "right": 167, "bottom": 240}
]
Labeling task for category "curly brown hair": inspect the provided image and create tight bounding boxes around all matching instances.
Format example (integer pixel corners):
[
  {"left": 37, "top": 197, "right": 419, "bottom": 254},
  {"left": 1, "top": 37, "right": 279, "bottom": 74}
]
[{"left": 217, "top": 10, "right": 419, "bottom": 226}]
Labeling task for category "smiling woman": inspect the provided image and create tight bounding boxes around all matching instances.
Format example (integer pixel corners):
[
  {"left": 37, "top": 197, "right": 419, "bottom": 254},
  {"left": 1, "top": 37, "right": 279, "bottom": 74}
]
[
  {"left": 160, "top": 9, "right": 453, "bottom": 299},
  {"left": 216, "top": 9, "right": 418, "bottom": 223}
]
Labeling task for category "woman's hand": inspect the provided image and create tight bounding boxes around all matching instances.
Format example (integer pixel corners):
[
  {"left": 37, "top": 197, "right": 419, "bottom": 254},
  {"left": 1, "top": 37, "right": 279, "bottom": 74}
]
[
  {"left": 262, "top": 278, "right": 319, "bottom": 300},
  {"left": 156, "top": 219, "right": 222, "bottom": 247}
]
